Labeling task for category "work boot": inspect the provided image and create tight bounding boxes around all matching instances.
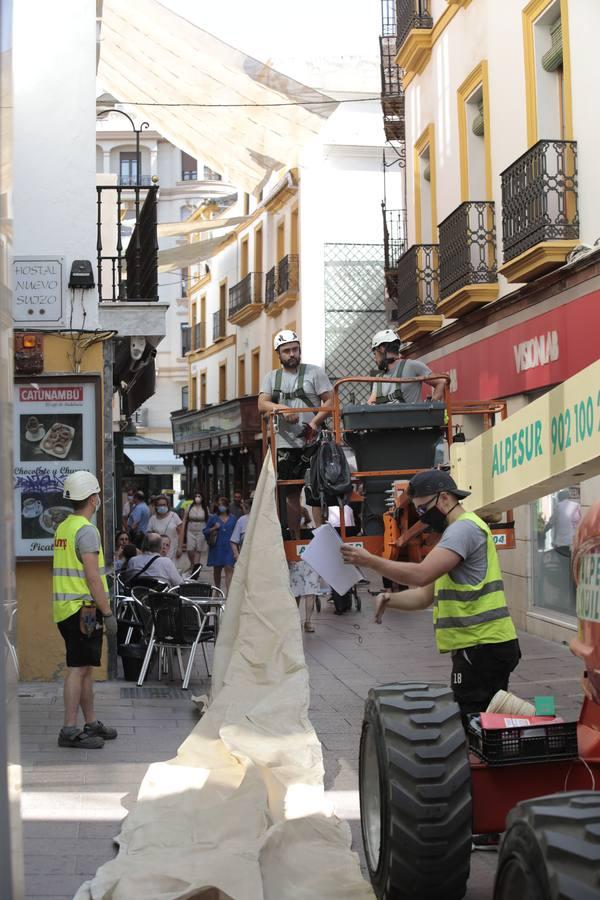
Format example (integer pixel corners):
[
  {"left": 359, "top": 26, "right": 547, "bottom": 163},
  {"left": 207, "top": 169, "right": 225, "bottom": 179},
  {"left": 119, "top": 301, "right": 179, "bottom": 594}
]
[
  {"left": 84, "top": 720, "right": 118, "bottom": 740},
  {"left": 58, "top": 727, "right": 104, "bottom": 749}
]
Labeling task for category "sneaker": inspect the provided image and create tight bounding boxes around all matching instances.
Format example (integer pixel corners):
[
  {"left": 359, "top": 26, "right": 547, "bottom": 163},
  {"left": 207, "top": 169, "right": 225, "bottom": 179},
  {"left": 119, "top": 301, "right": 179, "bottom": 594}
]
[
  {"left": 472, "top": 832, "right": 501, "bottom": 851},
  {"left": 303, "top": 622, "right": 315, "bottom": 633},
  {"left": 84, "top": 720, "right": 118, "bottom": 740},
  {"left": 58, "top": 728, "right": 104, "bottom": 750}
]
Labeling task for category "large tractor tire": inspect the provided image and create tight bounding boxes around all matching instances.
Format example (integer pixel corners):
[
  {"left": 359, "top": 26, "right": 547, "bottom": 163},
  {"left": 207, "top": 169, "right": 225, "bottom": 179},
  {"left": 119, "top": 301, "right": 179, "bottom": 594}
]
[
  {"left": 494, "top": 791, "right": 600, "bottom": 900},
  {"left": 359, "top": 682, "right": 472, "bottom": 900}
]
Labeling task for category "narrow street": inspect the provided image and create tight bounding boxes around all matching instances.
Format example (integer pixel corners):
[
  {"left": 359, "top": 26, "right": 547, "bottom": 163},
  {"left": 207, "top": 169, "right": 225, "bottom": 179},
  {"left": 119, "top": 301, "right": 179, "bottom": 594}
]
[{"left": 20, "top": 594, "right": 583, "bottom": 899}]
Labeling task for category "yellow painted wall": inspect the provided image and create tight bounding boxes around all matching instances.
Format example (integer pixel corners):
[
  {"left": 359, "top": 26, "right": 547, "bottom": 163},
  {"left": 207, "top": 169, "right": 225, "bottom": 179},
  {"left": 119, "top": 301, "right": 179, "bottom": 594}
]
[{"left": 16, "top": 335, "right": 108, "bottom": 681}]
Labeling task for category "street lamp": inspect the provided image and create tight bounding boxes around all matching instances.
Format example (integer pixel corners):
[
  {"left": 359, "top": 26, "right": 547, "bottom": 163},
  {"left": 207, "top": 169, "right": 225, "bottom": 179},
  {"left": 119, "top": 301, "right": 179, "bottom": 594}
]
[{"left": 96, "top": 106, "right": 149, "bottom": 186}]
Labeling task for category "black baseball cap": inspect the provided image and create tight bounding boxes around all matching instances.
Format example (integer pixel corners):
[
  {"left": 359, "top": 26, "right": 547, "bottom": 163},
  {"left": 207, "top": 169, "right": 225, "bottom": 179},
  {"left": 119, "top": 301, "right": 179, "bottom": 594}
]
[{"left": 407, "top": 469, "right": 471, "bottom": 500}]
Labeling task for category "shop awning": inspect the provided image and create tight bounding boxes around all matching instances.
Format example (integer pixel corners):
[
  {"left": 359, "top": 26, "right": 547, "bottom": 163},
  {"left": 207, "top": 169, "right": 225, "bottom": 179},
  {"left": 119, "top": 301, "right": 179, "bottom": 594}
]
[
  {"left": 157, "top": 215, "right": 251, "bottom": 239},
  {"left": 157, "top": 235, "right": 230, "bottom": 273},
  {"left": 124, "top": 447, "right": 186, "bottom": 475},
  {"left": 98, "top": 0, "right": 337, "bottom": 196}
]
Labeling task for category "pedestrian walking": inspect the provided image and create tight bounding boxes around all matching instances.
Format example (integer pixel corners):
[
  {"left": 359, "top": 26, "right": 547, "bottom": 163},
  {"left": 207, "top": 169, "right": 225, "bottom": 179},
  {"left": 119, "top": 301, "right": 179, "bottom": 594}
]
[
  {"left": 258, "top": 329, "right": 333, "bottom": 537},
  {"left": 182, "top": 491, "right": 209, "bottom": 569},
  {"left": 147, "top": 493, "right": 183, "bottom": 561},
  {"left": 367, "top": 330, "right": 446, "bottom": 404},
  {"left": 53, "top": 470, "right": 118, "bottom": 749},
  {"left": 288, "top": 559, "right": 327, "bottom": 633},
  {"left": 203, "top": 497, "right": 236, "bottom": 592},
  {"left": 230, "top": 499, "right": 252, "bottom": 561},
  {"left": 230, "top": 489, "right": 245, "bottom": 520},
  {"left": 341, "top": 468, "right": 520, "bottom": 723},
  {"left": 128, "top": 490, "right": 150, "bottom": 547}
]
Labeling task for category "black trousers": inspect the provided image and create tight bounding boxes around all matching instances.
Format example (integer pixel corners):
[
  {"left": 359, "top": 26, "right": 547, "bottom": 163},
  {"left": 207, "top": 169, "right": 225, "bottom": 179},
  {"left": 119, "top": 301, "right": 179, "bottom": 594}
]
[{"left": 450, "top": 638, "right": 521, "bottom": 725}]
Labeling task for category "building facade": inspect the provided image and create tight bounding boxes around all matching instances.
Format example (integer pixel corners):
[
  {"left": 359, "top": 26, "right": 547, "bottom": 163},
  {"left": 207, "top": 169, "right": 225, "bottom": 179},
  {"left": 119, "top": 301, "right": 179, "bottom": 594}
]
[
  {"left": 173, "top": 97, "right": 398, "bottom": 499},
  {"left": 390, "top": 0, "right": 600, "bottom": 643}
]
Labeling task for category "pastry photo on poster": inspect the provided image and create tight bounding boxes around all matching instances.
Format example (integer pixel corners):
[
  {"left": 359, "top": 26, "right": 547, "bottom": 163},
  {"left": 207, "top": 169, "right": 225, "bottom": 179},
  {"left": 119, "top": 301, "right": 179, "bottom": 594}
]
[{"left": 13, "top": 381, "right": 98, "bottom": 557}]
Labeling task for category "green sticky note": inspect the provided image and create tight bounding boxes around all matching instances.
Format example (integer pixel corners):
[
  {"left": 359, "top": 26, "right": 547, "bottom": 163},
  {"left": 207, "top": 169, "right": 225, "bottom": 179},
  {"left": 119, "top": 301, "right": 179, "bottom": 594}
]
[{"left": 534, "top": 696, "right": 556, "bottom": 716}]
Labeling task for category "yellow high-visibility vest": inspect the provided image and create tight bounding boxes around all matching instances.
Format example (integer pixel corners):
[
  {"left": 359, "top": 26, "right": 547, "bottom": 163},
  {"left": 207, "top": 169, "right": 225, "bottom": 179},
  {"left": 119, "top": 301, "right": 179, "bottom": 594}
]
[
  {"left": 52, "top": 514, "right": 108, "bottom": 624},
  {"left": 433, "top": 512, "right": 517, "bottom": 652}
]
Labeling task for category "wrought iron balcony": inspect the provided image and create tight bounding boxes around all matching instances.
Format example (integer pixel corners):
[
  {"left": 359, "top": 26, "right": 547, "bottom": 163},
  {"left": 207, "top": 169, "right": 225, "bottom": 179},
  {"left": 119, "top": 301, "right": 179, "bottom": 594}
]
[
  {"left": 193, "top": 321, "right": 206, "bottom": 351},
  {"left": 383, "top": 205, "right": 407, "bottom": 319},
  {"left": 212, "top": 309, "right": 226, "bottom": 342},
  {"left": 228, "top": 272, "right": 263, "bottom": 324},
  {"left": 501, "top": 140, "right": 578, "bottom": 264},
  {"left": 277, "top": 254, "right": 299, "bottom": 296},
  {"left": 379, "top": 35, "right": 405, "bottom": 142},
  {"left": 396, "top": 243, "right": 439, "bottom": 325},
  {"left": 396, "top": 0, "right": 432, "bottom": 51},
  {"left": 96, "top": 184, "right": 158, "bottom": 302},
  {"left": 119, "top": 174, "right": 153, "bottom": 187},
  {"left": 181, "top": 325, "right": 191, "bottom": 356},
  {"left": 439, "top": 201, "right": 497, "bottom": 301},
  {"left": 265, "top": 266, "right": 278, "bottom": 308}
]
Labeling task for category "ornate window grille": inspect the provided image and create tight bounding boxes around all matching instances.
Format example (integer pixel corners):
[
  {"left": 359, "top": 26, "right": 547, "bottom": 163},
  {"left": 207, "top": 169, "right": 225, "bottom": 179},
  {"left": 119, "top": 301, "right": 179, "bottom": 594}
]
[
  {"left": 396, "top": 0, "right": 432, "bottom": 52},
  {"left": 439, "top": 201, "right": 497, "bottom": 300},
  {"left": 396, "top": 243, "right": 439, "bottom": 324},
  {"left": 501, "top": 139, "right": 578, "bottom": 263},
  {"left": 193, "top": 321, "right": 205, "bottom": 351}
]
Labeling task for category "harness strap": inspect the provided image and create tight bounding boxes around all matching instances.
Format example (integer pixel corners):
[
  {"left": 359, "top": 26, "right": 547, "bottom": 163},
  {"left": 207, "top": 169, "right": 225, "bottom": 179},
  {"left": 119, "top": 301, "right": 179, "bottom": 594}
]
[
  {"left": 272, "top": 365, "right": 316, "bottom": 408},
  {"left": 375, "top": 359, "right": 407, "bottom": 404}
]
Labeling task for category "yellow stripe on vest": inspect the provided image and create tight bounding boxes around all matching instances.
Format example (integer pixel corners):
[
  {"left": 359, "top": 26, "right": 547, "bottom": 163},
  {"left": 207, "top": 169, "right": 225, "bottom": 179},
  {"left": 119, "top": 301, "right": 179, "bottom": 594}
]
[{"left": 52, "top": 514, "right": 109, "bottom": 624}]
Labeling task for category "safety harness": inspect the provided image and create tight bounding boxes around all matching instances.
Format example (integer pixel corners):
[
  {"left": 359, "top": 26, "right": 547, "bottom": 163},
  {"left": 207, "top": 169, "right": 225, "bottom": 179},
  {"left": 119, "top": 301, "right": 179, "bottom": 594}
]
[
  {"left": 375, "top": 359, "right": 406, "bottom": 404},
  {"left": 272, "top": 364, "right": 316, "bottom": 408}
]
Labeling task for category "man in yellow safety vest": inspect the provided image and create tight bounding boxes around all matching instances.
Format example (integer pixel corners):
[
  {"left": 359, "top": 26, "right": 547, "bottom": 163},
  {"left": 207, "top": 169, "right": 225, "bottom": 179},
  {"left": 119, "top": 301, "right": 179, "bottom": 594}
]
[
  {"left": 53, "top": 470, "right": 118, "bottom": 749},
  {"left": 340, "top": 469, "right": 521, "bottom": 722}
]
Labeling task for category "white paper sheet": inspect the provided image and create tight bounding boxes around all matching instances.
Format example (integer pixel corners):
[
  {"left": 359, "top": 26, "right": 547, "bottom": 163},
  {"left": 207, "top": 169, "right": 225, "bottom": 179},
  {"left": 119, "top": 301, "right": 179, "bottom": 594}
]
[{"left": 301, "top": 524, "right": 363, "bottom": 595}]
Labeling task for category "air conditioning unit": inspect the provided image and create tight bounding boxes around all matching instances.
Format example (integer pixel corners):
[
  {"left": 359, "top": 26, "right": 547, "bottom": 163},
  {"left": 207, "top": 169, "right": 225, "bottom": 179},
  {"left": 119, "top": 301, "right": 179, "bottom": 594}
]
[{"left": 132, "top": 407, "right": 149, "bottom": 427}]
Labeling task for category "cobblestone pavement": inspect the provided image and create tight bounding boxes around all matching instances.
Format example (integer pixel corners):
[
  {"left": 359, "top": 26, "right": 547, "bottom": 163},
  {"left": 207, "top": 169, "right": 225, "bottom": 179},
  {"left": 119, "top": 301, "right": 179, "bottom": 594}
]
[{"left": 19, "top": 593, "right": 583, "bottom": 899}]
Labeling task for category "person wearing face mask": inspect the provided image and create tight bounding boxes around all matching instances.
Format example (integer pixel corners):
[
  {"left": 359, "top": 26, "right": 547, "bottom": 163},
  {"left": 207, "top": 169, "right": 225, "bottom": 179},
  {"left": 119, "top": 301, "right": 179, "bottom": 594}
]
[
  {"left": 340, "top": 469, "right": 520, "bottom": 725},
  {"left": 203, "top": 496, "right": 236, "bottom": 592},
  {"left": 367, "top": 330, "right": 445, "bottom": 405},
  {"left": 258, "top": 330, "right": 333, "bottom": 537},
  {"left": 53, "top": 471, "right": 118, "bottom": 749},
  {"left": 182, "top": 491, "right": 209, "bottom": 569},
  {"left": 146, "top": 494, "right": 183, "bottom": 562}
]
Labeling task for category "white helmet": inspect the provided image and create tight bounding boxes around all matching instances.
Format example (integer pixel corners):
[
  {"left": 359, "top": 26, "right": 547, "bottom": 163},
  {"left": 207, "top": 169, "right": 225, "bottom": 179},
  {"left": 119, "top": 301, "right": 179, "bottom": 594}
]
[
  {"left": 274, "top": 329, "right": 300, "bottom": 351},
  {"left": 371, "top": 329, "right": 401, "bottom": 351},
  {"left": 63, "top": 470, "right": 100, "bottom": 501}
]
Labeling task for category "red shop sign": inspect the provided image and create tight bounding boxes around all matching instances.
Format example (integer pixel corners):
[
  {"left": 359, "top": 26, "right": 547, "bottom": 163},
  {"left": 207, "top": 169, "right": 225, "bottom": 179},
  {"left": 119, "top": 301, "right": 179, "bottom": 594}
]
[{"left": 427, "top": 289, "right": 600, "bottom": 403}]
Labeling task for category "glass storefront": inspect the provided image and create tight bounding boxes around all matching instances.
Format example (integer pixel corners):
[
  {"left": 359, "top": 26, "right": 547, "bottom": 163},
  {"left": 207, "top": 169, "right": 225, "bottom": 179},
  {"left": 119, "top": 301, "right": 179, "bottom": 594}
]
[{"left": 531, "top": 486, "right": 581, "bottom": 616}]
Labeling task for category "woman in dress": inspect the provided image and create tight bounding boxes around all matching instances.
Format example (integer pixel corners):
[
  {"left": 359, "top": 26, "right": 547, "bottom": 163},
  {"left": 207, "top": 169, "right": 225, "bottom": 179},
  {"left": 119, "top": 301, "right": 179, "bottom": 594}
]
[
  {"left": 183, "top": 491, "right": 209, "bottom": 569},
  {"left": 147, "top": 494, "right": 183, "bottom": 561},
  {"left": 203, "top": 496, "right": 236, "bottom": 593}
]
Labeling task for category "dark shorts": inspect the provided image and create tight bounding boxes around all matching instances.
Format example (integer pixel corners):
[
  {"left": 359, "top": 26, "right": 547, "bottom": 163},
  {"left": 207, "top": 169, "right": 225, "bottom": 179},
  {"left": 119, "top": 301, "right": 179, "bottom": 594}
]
[
  {"left": 450, "top": 638, "right": 521, "bottom": 723},
  {"left": 57, "top": 608, "right": 104, "bottom": 668}
]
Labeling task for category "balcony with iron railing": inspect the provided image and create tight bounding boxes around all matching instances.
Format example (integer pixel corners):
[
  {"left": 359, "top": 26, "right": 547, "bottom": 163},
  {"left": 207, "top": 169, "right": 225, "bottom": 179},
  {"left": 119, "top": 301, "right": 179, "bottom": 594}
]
[
  {"left": 228, "top": 272, "right": 263, "bottom": 325},
  {"left": 212, "top": 308, "right": 227, "bottom": 343},
  {"left": 499, "top": 139, "right": 579, "bottom": 283},
  {"left": 265, "top": 266, "right": 278, "bottom": 316},
  {"left": 395, "top": 243, "right": 443, "bottom": 340},
  {"left": 181, "top": 325, "right": 191, "bottom": 356},
  {"left": 265, "top": 255, "right": 299, "bottom": 317},
  {"left": 379, "top": 34, "right": 405, "bottom": 142},
  {"left": 438, "top": 201, "right": 498, "bottom": 318},
  {"left": 96, "top": 183, "right": 159, "bottom": 302},
  {"left": 395, "top": 0, "right": 433, "bottom": 77},
  {"left": 382, "top": 204, "right": 407, "bottom": 322},
  {"left": 118, "top": 174, "right": 153, "bottom": 187},
  {"left": 193, "top": 321, "right": 206, "bottom": 352}
]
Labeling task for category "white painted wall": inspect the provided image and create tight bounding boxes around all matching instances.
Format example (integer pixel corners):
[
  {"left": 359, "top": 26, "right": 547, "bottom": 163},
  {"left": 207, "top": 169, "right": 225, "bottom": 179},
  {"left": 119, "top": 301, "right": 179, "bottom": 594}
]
[{"left": 13, "top": 0, "right": 98, "bottom": 328}]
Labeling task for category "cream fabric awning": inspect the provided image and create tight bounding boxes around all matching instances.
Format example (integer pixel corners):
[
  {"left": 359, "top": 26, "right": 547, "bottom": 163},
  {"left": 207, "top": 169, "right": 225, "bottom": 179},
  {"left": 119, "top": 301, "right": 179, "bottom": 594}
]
[
  {"left": 124, "top": 446, "right": 185, "bottom": 474},
  {"left": 158, "top": 235, "right": 230, "bottom": 273},
  {"left": 98, "top": 0, "right": 338, "bottom": 196},
  {"left": 157, "top": 215, "right": 251, "bottom": 239}
]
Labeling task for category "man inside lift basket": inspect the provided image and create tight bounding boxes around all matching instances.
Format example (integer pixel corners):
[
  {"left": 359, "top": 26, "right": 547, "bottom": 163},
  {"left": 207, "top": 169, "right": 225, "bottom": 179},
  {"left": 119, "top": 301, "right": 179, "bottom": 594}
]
[
  {"left": 341, "top": 469, "right": 521, "bottom": 723},
  {"left": 367, "top": 329, "right": 446, "bottom": 404}
]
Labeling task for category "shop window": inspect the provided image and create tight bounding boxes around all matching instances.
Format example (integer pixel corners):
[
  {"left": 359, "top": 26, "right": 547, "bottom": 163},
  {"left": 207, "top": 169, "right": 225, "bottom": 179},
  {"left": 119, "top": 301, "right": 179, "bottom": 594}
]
[{"left": 531, "top": 486, "right": 581, "bottom": 616}]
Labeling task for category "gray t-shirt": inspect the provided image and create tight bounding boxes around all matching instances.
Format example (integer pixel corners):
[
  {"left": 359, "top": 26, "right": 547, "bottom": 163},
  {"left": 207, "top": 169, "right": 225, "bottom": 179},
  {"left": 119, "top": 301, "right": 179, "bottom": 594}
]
[
  {"left": 261, "top": 364, "right": 333, "bottom": 448},
  {"left": 75, "top": 524, "right": 101, "bottom": 561},
  {"left": 372, "top": 358, "right": 432, "bottom": 405},
  {"left": 124, "top": 553, "right": 183, "bottom": 586},
  {"left": 436, "top": 518, "right": 488, "bottom": 585}
]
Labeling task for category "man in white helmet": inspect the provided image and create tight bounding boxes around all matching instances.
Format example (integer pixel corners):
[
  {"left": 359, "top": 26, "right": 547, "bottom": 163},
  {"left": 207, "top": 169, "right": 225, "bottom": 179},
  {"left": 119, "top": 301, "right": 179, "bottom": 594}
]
[
  {"left": 368, "top": 329, "right": 445, "bottom": 405},
  {"left": 258, "top": 330, "right": 333, "bottom": 535},
  {"left": 53, "top": 470, "right": 118, "bottom": 749}
]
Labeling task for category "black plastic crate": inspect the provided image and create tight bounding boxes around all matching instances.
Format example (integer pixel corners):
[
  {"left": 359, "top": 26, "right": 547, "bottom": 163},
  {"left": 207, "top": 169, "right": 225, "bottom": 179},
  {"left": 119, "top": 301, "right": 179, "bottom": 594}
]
[{"left": 468, "top": 717, "right": 578, "bottom": 766}]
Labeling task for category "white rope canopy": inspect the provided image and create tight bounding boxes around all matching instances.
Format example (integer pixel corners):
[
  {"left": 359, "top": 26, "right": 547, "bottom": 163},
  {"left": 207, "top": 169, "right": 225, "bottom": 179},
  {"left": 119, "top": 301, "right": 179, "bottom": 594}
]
[
  {"left": 158, "top": 235, "right": 230, "bottom": 273},
  {"left": 157, "top": 215, "right": 251, "bottom": 239},
  {"left": 98, "top": 0, "right": 338, "bottom": 196}
]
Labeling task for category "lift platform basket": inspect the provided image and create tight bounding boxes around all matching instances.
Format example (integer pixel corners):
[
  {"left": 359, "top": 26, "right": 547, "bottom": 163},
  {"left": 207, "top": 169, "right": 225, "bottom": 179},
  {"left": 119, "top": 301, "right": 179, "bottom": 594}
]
[{"left": 468, "top": 717, "right": 579, "bottom": 765}]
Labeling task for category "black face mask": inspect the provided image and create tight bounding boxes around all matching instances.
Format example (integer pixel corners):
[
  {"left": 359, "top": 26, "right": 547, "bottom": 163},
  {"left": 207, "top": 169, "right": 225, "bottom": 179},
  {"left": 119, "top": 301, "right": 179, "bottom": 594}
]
[{"left": 418, "top": 499, "right": 460, "bottom": 533}]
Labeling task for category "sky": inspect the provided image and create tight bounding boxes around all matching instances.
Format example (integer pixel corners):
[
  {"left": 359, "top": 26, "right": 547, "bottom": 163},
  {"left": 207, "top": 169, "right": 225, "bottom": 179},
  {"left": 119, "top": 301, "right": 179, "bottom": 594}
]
[{"left": 158, "top": 0, "right": 381, "bottom": 94}]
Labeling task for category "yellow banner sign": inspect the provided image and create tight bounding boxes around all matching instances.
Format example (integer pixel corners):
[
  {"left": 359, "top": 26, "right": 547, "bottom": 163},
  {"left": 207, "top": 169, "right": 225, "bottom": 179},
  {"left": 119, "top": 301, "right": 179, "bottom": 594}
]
[{"left": 451, "top": 358, "right": 600, "bottom": 515}]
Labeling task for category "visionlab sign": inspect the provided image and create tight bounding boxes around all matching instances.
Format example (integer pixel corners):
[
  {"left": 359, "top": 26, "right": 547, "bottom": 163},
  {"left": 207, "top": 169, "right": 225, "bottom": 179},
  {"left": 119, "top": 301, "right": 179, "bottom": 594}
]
[{"left": 427, "top": 290, "right": 600, "bottom": 402}]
